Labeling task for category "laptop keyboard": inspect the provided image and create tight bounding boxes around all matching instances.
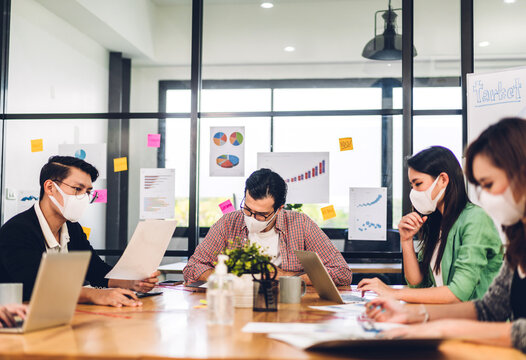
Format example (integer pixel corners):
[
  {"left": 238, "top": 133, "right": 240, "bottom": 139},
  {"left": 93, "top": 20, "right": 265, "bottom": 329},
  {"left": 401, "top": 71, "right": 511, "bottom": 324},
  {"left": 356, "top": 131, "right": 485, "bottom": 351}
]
[{"left": 0, "top": 318, "right": 23, "bottom": 329}]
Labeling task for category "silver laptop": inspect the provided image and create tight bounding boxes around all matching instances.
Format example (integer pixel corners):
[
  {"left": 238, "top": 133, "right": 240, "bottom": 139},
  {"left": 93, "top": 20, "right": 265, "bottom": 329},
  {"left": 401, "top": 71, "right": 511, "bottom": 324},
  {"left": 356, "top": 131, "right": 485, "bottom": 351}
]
[
  {"left": 0, "top": 251, "right": 91, "bottom": 333},
  {"left": 294, "top": 250, "right": 365, "bottom": 304}
]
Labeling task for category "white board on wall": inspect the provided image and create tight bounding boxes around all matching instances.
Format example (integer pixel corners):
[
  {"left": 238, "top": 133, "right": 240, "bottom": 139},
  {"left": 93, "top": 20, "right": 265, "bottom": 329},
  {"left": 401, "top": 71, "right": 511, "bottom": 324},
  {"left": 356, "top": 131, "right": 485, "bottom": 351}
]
[{"left": 467, "top": 66, "right": 526, "bottom": 144}]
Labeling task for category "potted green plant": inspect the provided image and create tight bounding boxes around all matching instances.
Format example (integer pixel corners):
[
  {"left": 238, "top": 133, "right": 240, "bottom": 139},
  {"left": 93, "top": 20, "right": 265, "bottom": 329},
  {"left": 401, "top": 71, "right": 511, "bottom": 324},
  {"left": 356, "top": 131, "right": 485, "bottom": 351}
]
[
  {"left": 284, "top": 203, "right": 303, "bottom": 212},
  {"left": 220, "top": 238, "right": 275, "bottom": 308}
]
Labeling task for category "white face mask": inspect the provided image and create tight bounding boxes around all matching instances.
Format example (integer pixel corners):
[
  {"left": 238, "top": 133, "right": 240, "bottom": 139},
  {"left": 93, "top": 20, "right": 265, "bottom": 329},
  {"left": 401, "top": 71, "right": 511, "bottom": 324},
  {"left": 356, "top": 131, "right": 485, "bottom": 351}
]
[
  {"left": 409, "top": 176, "right": 447, "bottom": 215},
  {"left": 49, "top": 182, "right": 90, "bottom": 223},
  {"left": 244, "top": 211, "right": 278, "bottom": 234},
  {"left": 478, "top": 186, "right": 526, "bottom": 226}
]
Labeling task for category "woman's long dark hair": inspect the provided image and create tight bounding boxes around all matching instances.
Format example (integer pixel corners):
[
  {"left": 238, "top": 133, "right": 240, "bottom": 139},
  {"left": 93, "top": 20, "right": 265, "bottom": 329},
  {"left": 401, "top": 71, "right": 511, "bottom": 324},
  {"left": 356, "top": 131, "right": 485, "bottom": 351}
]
[
  {"left": 407, "top": 146, "right": 469, "bottom": 274},
  {"left": 465, "top": 117, "right": 526, "bottom": 271}
]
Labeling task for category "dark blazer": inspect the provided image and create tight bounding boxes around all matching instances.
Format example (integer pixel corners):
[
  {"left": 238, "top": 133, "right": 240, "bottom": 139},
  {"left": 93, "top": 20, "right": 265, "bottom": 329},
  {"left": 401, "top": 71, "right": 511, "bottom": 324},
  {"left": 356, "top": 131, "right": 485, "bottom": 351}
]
[{"left": 0, "top": 206, "right": 112, "bottom": 301}]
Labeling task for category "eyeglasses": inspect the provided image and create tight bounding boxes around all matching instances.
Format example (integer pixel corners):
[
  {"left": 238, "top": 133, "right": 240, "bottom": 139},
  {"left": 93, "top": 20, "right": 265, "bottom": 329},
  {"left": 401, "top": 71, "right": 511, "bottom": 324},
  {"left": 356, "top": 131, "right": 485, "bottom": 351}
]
[
  {"left": 240, "top": 199, "right": 276, "bottom": 221},
  {"left": 53, "top": 180, "right": 99, "bottom": 204}
]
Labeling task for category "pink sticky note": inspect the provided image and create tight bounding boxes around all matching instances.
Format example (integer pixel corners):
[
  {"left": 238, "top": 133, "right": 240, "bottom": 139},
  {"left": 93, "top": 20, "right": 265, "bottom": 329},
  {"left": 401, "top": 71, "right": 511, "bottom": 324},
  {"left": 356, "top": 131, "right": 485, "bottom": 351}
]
[
  {"left": 93, "top": 189, "right": 107, "bottom": 203},
  {"left": 147, "top": 134, "right": 161, "bottom": 148},
  {"left": 219, "top": 199, "right": 235, "bottom": 214}
]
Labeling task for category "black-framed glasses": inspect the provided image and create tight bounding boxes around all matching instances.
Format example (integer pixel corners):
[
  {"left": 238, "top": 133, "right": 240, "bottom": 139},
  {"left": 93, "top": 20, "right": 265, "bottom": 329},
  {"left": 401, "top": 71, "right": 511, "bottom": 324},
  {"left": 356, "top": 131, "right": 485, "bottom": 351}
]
[
  {"left": 53, "top": 180, "right": 99, "bottom": 204},
  {"left": 240, "top": 198, "right": 275, "bottom": 221}
]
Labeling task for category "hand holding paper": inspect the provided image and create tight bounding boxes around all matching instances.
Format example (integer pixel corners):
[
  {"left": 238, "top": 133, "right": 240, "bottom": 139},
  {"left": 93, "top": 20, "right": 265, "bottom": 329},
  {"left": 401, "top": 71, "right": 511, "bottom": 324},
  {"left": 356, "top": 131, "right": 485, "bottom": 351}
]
[
  {"left": 105, "top": 220, "right": 177, "bottom": 281},
  {"left": 109, "top": 271, "right": 161, "bottom": 293}
]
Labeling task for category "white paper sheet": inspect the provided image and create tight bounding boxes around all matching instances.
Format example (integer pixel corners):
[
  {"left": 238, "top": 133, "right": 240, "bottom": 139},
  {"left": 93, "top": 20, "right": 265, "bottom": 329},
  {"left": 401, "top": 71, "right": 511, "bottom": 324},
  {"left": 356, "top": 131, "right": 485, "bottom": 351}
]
[
  {"left": 242, "top": 322, "right": 330, "bottom": 334},
  {"left": 140, "top": 168, "right": 175, "bottom": 220},
  {"left": 58, "top": 143, "right": 107, "bottom": 179},
  {"left": 268, "top": 322, "right": 408, "bottom": 350},
  {"left": 210, "top": 126, "right": 245, "bottom": 177},
  {"left": 309, "top": 303, "right": 366, "bottom": 315},
  {"left": 257, "top": 152, "right": 329, "bottom": 204},
  {"left": 105, "top": 220, "right": 177, "bottom": 280},
  {"left": 348, "top": 187, "right": 387, "bottom": 241}
]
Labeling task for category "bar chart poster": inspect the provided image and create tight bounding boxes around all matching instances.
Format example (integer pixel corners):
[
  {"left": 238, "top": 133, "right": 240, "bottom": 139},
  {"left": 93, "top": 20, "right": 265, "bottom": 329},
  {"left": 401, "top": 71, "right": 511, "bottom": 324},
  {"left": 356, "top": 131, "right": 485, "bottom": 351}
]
[
  {"left": 140, "top": 168, "right": 175, "bottom": 220},
  {"left": 348, "top": 187, "right": 387, "bottom": 241},
  {"left": 257, "top": 152, "right": 329, "bottom": 204},
  {"left": 210, "top": 126, "right": 245, "bottom": 177}
]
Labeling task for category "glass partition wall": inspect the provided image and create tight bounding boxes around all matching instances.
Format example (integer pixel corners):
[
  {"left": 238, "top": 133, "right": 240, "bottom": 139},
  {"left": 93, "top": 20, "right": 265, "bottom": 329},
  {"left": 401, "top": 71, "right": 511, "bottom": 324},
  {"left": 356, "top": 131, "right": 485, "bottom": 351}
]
[{"left": 1, "top": 0, "right": 511, "bottom": 268}]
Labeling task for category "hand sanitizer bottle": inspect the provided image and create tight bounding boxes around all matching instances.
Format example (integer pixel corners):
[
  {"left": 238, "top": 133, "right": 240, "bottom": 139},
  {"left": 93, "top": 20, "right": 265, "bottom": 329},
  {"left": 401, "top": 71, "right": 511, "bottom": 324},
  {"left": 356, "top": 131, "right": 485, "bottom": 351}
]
[{"left": 207, "top": 254, "right": 234, "bottom": 325}]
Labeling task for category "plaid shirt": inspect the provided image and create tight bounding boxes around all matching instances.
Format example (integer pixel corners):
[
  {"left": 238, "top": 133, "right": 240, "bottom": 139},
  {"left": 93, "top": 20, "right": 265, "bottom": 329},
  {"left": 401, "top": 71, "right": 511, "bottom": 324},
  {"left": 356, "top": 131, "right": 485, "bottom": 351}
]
[{"left": 183, "top": 210, "right": 352, "bottom": 285}]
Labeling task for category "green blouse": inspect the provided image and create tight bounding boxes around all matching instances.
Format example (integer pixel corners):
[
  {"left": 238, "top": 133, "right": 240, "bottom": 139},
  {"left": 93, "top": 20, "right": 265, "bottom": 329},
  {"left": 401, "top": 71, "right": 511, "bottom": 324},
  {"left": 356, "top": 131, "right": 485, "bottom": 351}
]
[{"left": 409, "top": 203, "right": 503, "bottom": 301}]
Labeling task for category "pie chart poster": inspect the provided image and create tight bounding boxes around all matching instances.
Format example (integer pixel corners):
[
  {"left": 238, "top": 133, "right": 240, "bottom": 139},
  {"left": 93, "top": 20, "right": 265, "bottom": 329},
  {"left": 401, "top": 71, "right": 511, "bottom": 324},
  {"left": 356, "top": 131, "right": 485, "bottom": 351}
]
[
  {"left": 58, "top": 143, "right": 107, "bottom": 180},
  {"left": 257, "top": 152, "right": 329, "bottom": 204},
  {"left": 210, "top": 126, "right": 245, "bottom": 177}
]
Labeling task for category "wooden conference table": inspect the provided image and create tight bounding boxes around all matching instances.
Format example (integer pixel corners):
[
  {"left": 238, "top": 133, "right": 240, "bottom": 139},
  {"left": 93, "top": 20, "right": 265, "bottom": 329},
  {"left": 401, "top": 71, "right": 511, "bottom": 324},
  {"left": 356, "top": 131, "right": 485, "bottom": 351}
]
[{"left": 0, "top": 287, "right": 524, "bottom": 360}]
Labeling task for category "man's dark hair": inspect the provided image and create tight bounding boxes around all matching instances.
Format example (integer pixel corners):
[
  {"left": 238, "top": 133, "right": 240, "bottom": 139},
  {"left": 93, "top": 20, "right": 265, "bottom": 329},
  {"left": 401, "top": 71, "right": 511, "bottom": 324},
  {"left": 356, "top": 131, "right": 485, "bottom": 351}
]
[
  {"left": 244, "top": 168, "right": 287, "bottom": 210},
  {"left": 39, "top": 156, "right": 99, "bottom": 198}
]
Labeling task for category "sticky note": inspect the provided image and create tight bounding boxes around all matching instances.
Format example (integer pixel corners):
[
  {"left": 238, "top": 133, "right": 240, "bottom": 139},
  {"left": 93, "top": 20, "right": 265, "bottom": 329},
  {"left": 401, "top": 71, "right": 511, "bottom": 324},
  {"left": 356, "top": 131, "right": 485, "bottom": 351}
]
[
  {"left": 31, "top": 139, "right": 43, "bottom": 152},
  {"left": 219, "top": 199, "right": 235, "bottom": 214},
  {"left": 147, "top": 134, "right": 161, "bottom": 148},
  {"left": 93, "top": 189, "right": 107, "bottom": 203},
  {"left": 321, "top": 205, "right": 336, "bottom": 221},
  {"left": 339, "top": 137, "right": 353, "bottom": 151},
  {"left": 82, "top": 226, "right": 91, "bottom": 240},
  {"left": 114, "top": 157, "right": 128, "bottom": 172}
]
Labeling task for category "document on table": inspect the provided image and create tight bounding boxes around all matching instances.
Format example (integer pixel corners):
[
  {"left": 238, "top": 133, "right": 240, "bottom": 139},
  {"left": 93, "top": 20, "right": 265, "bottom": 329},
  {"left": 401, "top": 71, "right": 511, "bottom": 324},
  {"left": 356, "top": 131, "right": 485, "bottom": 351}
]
[
  {"left": 105, "top": 220, "right": 177, "bottom": 280},
  {"left": 309, "top": 303, "right": 366, "bottom": 315},
  {"left": 242, "top": 322, "right": 329, "bottom": 334},
  {"left": 242, "top": 320, "right": 403, "bottom": 334}
]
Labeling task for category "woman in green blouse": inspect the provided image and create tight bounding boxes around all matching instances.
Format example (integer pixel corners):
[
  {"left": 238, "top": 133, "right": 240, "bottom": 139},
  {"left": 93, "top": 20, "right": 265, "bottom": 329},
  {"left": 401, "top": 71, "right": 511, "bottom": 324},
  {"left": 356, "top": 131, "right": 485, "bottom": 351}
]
[{"left": 357, "top": 146, "right": 503, "bottom": 303}]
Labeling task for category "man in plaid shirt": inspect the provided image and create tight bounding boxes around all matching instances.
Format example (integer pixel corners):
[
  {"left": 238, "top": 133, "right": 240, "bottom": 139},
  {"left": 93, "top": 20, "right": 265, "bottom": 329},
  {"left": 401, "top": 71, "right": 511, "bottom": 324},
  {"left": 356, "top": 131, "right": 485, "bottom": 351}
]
[{"left": 183, "top": 169, "right": 352, "bottom": 286}]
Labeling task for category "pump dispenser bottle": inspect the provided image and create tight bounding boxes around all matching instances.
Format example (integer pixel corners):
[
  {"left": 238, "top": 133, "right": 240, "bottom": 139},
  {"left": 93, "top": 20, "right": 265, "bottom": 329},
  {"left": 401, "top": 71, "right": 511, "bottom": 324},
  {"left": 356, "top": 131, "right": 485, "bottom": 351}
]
[{"left": 206, "top": 254, "right": 235, "bottom": 325}]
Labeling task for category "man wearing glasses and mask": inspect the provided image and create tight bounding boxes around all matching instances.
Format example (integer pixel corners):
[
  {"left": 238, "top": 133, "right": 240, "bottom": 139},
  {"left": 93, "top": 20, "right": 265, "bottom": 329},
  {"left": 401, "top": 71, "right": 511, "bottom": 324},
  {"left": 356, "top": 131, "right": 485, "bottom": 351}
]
[
  {"left": 184, "top": 168, "right": 352, "bottom": 286},
  {"left": 0, "top": 156, "right": 158, "bottom": 308}
]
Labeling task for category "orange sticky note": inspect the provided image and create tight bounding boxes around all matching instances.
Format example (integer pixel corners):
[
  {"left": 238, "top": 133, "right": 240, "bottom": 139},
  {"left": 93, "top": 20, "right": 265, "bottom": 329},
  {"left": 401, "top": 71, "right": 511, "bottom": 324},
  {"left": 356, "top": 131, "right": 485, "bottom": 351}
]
[
  {"left": 321, "top": 205, "right": 336, "bottom": 221},
  {"left": 31, "top": 139, "right": 43, "bottom": 152},
  {"left": 113, "top": 157, "right": 128, "bottom": 172},
  {"left": 82, "top": 226, "right": 91, "bottom": 240},
  {"left": 339, "top": 137, "right": 353, "bottom": 151}
]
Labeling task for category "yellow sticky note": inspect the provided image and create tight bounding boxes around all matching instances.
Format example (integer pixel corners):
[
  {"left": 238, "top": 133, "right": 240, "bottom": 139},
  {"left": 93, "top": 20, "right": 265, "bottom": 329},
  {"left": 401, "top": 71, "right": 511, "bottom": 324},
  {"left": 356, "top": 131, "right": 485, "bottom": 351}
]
[
  {"left": 113, "top": 157, "right": 128, "bottom": 172},
  {"left": 339, "top": 137, "right": 353, "bottom": 151},
  {"left": 321, "top": 205, "right": 336, "bottom": 221},
  {"left": 31, "top": 139, "right": 43, "bottom": 152},
  {"left": 82, "top": 226, "right": 91, "bottom": 240}
]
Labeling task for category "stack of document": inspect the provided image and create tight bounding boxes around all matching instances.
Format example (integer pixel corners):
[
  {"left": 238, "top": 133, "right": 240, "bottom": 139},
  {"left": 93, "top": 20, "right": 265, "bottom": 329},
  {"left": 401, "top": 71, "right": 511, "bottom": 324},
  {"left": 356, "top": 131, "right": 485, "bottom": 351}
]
[{"left": 242, "top": 319, "right": 441, "bottom": 351}]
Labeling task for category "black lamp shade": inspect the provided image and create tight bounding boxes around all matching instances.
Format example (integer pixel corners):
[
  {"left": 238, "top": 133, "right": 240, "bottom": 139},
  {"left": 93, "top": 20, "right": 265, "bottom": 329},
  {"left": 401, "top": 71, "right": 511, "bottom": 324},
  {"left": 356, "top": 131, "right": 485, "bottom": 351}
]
[{"left": 362, "top": 9, "right": 417, "bottom": 61}]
